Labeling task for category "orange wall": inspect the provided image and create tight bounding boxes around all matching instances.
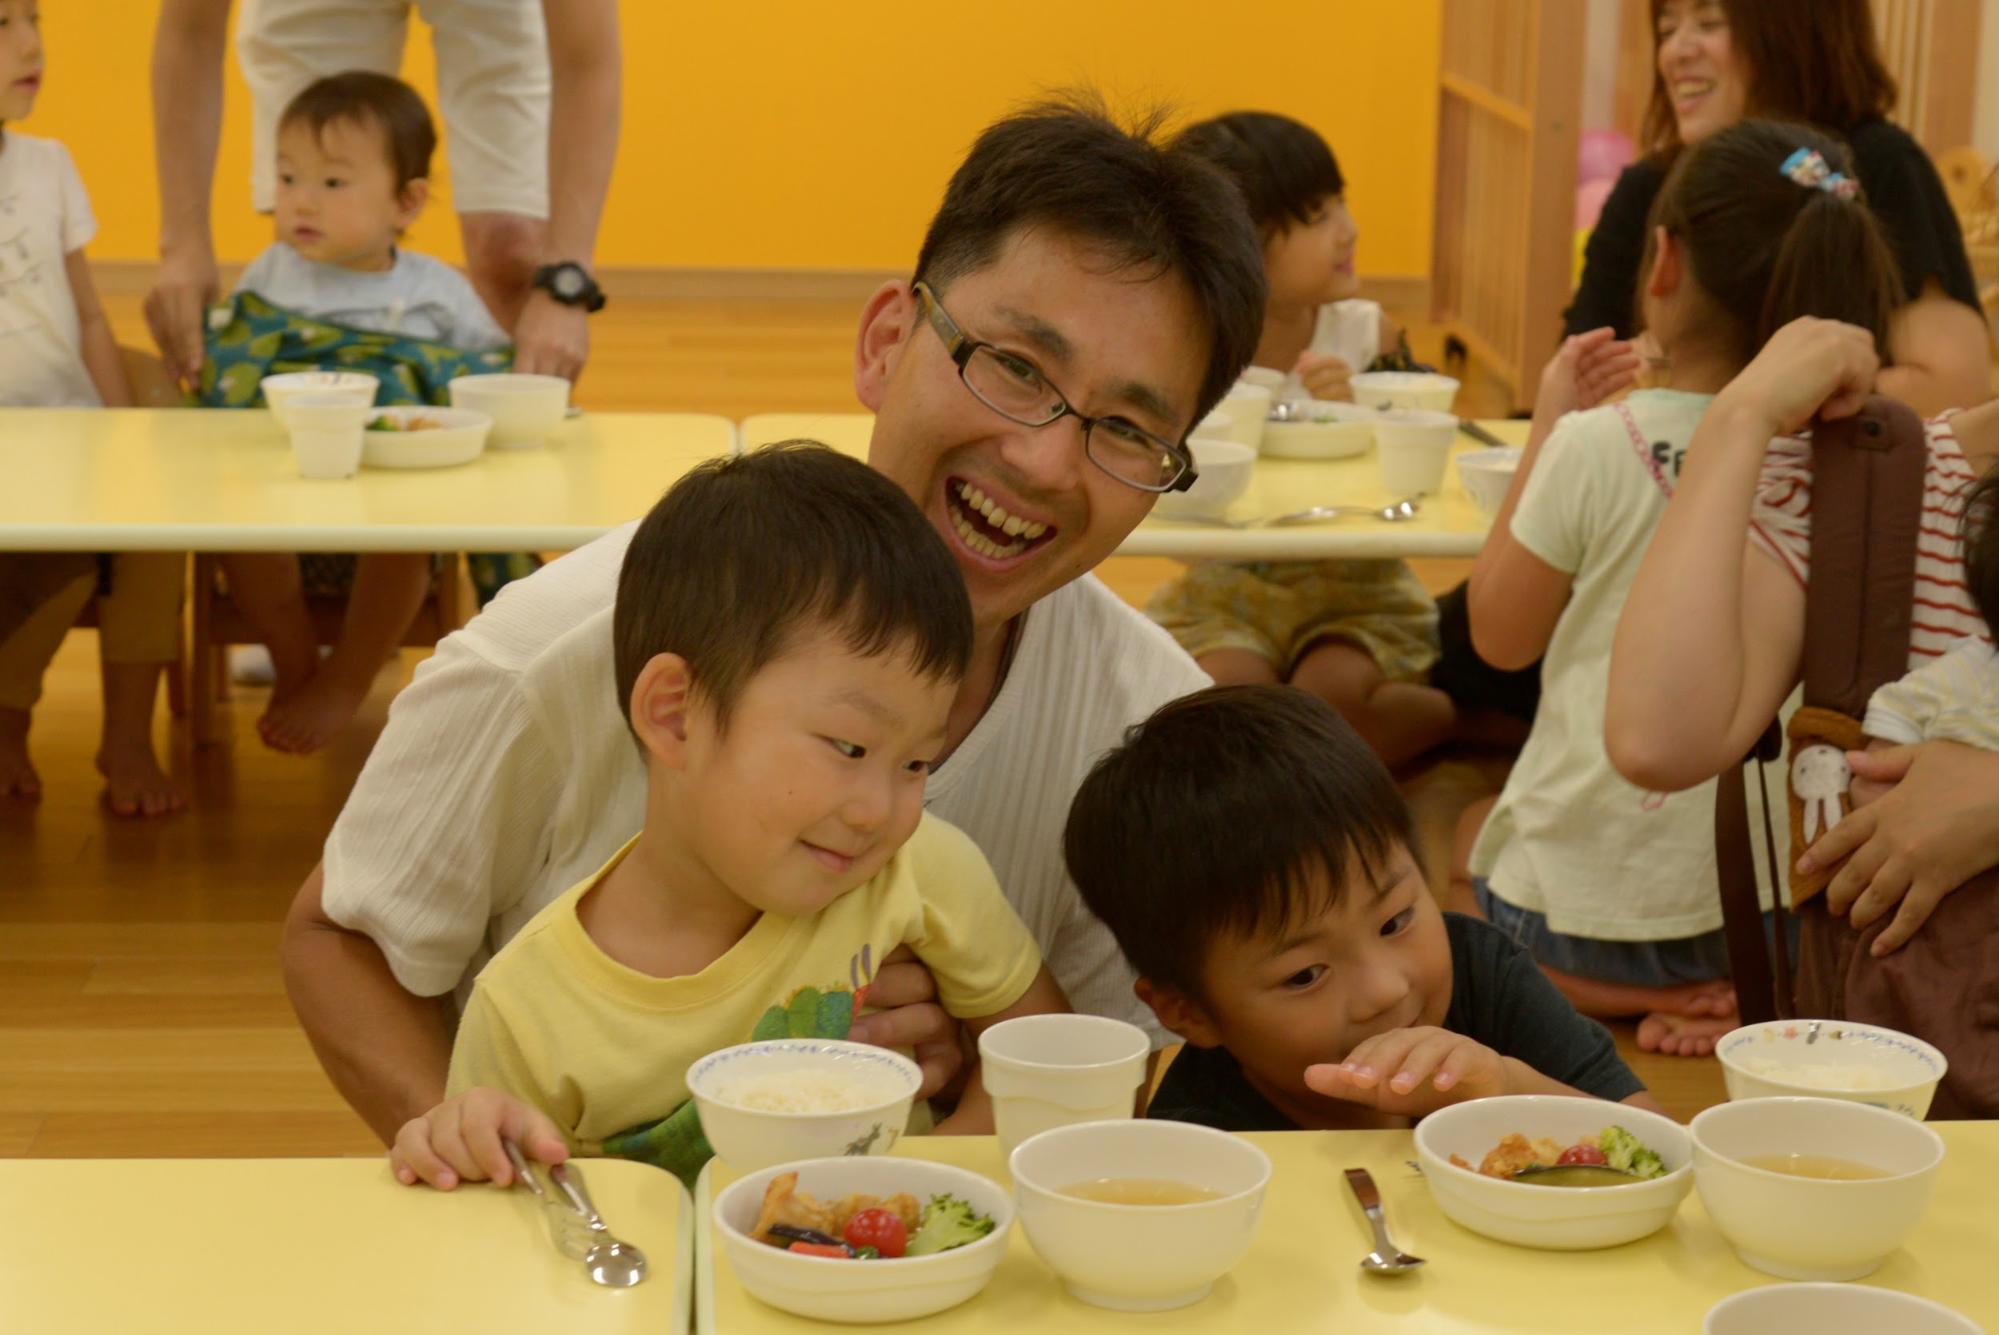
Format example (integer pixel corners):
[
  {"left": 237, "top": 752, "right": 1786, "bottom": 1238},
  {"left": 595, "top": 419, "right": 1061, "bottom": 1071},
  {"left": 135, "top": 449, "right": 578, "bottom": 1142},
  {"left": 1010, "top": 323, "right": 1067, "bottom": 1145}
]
[{"left": 25, "top": 1, "right": 1442, "bottom": 277}]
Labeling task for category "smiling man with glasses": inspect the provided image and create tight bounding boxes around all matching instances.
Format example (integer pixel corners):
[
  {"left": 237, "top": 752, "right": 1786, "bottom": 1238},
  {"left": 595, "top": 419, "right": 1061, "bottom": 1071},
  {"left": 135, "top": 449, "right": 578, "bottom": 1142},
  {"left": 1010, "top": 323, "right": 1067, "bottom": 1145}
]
[{"left": 281, "top": 95, "right": 1265, "bottom": 1147}]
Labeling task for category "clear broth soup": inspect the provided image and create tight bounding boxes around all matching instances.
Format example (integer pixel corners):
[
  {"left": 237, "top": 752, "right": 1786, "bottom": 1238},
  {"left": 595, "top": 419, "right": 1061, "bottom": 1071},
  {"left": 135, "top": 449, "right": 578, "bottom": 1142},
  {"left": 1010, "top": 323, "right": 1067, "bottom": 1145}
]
[
  {"left": 1743, "top": 1153, "right": 1890, "bottom": 1181},
  {"left": 1060, "top": 1177, "right": 1224, "bottom": 1206}
]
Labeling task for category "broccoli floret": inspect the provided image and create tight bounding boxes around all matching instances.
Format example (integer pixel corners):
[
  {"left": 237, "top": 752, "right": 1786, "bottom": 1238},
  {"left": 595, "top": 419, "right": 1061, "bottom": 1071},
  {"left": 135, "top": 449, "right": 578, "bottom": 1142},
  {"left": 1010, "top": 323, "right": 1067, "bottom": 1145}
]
[
  {"left": 902, "top": 1194, "right": 996, "bottom": 1256},
  {"left": 1598, "top": 1125, "right": 1666, "bottom": 1180}
]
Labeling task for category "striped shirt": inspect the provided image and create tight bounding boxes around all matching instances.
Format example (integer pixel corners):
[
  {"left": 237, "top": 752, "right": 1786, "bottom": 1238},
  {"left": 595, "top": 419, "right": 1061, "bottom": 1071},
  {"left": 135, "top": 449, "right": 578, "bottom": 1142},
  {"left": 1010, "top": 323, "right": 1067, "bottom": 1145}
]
[
  {"left": 1865, "top": 639, "right": 1999, "bottom": 748},
  {"left": 1750, "top": 414, "right": 1991, "bottom": 666}
]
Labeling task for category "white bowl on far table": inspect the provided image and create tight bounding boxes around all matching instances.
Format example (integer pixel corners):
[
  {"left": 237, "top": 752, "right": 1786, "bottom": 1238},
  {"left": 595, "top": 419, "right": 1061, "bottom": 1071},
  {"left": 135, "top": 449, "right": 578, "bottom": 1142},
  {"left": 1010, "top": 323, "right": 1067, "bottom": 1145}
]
[
  {"left": 447, "top": 373, "right": 569, "bottom": 448},
  {"left": 1691, "top": 1095, "right": 1944, "bottom": 1281},
  {"left": 1351, "top": 370, "right": 1461, "bottom": 413},
  {"left": 260, "top": 371, "right": 377, "bottom": 428},
  {"left": 686, "top": 1039, "right": 919, "bottom": 1174},
  {"left": 1375, "top": 409, "right": 1459, "bottom": 496},
  {"left": 1261, "top": 402, "right": 1376, "bottom": 460},
  {"left": 1705, "top": 1284, "right": 1982, "bottom": 1335},
  {"left": 360, "top": 406, "right": 493, "bottom": 469},
  {"left": 284, "top": 394, "right": 372, "bottom": 480},
  {"left": 1457, "top": 447, "right": 1521, "bottom": 514},
  {"left": 1236, "top": 366, "right": 1286, "bottom": 393},
  {"left": 712, "top": 1155, "right": 1013, "bottom": 1324},
  {"left": 1009, "top": 1119, "right": 1271, "bottom": 1312},
  {"left": 1152, "top": 437, "right": 1256, "bottom": 520},
  {"left": 1412, "top": 1094, "right": 1693, "bottom": 1250},
  {"left": 1715, "top": 1020, "right": 1947, "bottom": 1120}
]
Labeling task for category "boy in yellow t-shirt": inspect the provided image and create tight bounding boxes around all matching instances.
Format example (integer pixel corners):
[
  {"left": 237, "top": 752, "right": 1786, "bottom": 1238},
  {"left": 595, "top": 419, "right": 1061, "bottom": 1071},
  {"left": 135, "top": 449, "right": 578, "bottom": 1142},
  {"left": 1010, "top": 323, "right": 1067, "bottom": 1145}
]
[{"left": 388, "top": 443, "right": 1065, "bottom": 1191}]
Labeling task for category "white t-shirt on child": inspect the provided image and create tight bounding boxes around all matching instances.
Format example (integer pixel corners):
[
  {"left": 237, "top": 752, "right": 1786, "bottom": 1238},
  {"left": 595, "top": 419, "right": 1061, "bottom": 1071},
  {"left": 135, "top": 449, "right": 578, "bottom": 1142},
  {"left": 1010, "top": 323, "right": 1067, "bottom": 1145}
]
[
  {"left": 1278, "top": 299, "right": 1382, "bottom": 400},
  {"left": 234, "top": 243, "right": 510, "bottom": 351},
  {"left": 320, "top": 524, "right": 1210, "bottom": 1043},
  {"left": 1469, "top": 390, "right": 1787, "bottom": 941},
  {"left": 0, "top": 133, "right": 100, "bottom": 407},
  {"left": 1865, "top": 639, "right": 1999, "bottom": 749}
]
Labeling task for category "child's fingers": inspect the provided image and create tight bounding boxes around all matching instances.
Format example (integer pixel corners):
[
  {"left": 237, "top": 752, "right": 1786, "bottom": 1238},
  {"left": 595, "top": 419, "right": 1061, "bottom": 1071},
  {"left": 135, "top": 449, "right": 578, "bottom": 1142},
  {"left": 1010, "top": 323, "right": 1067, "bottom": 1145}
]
[
  {"left": 1339, "top": 1027, "right": 1429, "bottom": 1084},
  {"left": 1303, "top": 1062, "right": 1368, "bottom": 1100},
  {"left": 458, "top": 1100, "right": 517, "bottom": 1188},
  {"left": 501, "top": 1100, "right": 572, "bottom": 1168},
  {"left": 426, "top": 1105, "right": 488, "bottom": 1189},
  {"left": 1381, "top": 1032, "right": 1463, "bottom": 1095},
  {"left": 391, "top": 1118, "right": 457, "bottom": 1190},
  {"left": 1431, "top": 1039, "right": 1492, "bottom": 1093}
]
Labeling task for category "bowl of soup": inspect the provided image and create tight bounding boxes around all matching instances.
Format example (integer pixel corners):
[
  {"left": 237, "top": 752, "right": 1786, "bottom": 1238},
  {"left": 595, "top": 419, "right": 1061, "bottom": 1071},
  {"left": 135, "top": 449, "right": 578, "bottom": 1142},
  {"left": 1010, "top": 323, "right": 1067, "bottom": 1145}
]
[
  {"left": 687, "top": 1039, "right": 921, "bottom": 1173},
  {"left": 1691, "top": 1096, "right": 1944, "bottom": 1281},
  {"left": 1008, "top": 1119, "right": 1271, "bottom": 1311},
  {"left": 1705, "top": 1283, "right": 1982, "bottom": 1335},
  {"left": 1715, "top": 1020, "right": 1947, "bottom": 1119}
]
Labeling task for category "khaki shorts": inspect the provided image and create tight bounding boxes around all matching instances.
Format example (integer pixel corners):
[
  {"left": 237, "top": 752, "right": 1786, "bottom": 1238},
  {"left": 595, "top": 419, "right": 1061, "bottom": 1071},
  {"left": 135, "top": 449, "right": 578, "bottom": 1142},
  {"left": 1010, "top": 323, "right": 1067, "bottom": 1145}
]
[
  {"left": 237, "top": 0, "right": 551, "bottom": 218},
  {"left": 1147, "top": 558, "right": 1441, "bottom": 682}
]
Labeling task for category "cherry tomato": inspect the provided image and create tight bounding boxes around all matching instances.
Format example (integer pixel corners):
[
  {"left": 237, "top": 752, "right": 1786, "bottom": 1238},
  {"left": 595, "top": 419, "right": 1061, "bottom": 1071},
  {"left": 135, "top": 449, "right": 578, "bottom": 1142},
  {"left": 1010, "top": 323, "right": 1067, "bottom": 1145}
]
[
  {"left": 1558, "top": 1142, "right": 1607, "bottom": 1167},
  {"left": 843, "top": 1208, "right": 908, "bottom": 1259},
  {"left": 787, "top": 1241, "right": 851, "bottom": 1259}
]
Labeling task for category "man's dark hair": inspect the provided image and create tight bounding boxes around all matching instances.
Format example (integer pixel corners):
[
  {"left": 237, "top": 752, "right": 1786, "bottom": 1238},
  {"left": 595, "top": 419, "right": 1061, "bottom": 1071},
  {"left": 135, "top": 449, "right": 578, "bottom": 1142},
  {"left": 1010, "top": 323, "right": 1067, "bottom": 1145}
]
[
  {"left": 280, "top": 70, "right": 437, "bottom": 195},
  {"left": 1063, "top": 685, "right": 1417, "bottom": 1002},
  {"left": 612, "top": 442, "right": 973, "bottom": 733},
  {"left": 912, "top": 92, "right": 1266, "bottom": 433},
  {"left": 1965, "top": 470, "right": 1999, "bottom": 638},
  {"left": 1173, "top": 111, "right": 1346, "bottom": 235}
]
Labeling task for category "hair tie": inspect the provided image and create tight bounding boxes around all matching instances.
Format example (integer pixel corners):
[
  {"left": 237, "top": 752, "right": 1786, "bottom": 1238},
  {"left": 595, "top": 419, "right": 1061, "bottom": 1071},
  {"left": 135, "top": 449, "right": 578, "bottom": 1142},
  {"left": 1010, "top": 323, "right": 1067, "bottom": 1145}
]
[{"left": 1780, "top": 148, "right": 1859, "bottom": 200}]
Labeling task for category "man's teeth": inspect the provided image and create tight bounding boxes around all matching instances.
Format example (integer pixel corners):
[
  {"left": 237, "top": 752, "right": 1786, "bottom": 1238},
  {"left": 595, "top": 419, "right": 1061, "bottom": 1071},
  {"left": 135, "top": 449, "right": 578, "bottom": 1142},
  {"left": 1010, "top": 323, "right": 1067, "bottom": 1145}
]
[{"left": 954, "top": 481, "right": 1048, "bottom": 547}]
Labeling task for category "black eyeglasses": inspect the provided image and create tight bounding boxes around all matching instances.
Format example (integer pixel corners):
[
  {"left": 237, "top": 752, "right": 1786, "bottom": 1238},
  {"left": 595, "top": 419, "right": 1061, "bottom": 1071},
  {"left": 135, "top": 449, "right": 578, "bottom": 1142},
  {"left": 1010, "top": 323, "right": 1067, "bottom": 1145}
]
[{"left": 913, "top": 282, "right": 1196, "bottom": 494}]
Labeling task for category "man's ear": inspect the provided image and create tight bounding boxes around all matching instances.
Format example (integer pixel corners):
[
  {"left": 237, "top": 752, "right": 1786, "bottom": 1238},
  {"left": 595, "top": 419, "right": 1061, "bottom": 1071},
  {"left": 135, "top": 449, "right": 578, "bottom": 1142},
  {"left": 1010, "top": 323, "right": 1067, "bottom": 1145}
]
[
  {"left": 630, "top": 652, "right": 696, "bottom": 768},
  {"left": 1135, "top": 978, "right": 1223, "bottom": 1049},
  {"left": 854, "top": 280, "right": 917, "bottom": 412},
  {"left": 395, "top": 176, "right": 431, "bottom": 231}
]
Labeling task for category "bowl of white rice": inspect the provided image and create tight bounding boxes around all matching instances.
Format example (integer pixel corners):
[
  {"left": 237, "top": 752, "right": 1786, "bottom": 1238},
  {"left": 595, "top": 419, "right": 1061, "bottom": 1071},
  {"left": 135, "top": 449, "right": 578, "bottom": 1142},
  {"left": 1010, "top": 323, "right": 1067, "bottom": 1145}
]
[
  {"left": 689, "top": 1039, "right": 922, "bottom": 1173},
  {"left": 1715, "top": 1021, "right": 1947, "bottom": 1119}
]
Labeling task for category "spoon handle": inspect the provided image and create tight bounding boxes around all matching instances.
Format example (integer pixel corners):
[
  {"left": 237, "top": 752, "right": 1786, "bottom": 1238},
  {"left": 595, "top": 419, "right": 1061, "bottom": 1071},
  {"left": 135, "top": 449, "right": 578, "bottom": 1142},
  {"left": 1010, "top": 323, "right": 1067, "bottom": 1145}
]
[
  {"left": 1344, "top": 1168, "right": 1397, "bottom": 1253},
  {"left": 550, "top": 1161, "right": 608, "bottom": 1231}
]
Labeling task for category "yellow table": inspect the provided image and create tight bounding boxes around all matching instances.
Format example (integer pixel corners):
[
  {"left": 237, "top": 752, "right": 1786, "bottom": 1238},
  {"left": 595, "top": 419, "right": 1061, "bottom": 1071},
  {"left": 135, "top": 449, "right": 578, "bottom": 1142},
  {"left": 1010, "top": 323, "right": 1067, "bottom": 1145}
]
[
  {"left": 0, "top": 1157, "right": 691, "bottom": 1333},
  {"left": 738, "top": 413, "right": 1515, "bottom": 560},
  {"left": 0, "top": 408, "right": 737, "bottom": 552},
  {"left": 695, "top": 1128, "right": 1999, "bottom": 1334}
]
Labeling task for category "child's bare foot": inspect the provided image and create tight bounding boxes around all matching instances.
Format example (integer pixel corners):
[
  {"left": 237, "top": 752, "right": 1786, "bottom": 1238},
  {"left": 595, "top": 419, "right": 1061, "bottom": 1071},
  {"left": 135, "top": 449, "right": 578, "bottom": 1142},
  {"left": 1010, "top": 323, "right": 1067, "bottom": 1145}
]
[
  {"left": 1637, "top": 1007, "right": 1739, "bottom": 1057},
  {"left": 96, "top": 740, "right": 186, "bottom": 818},
  {"left": 258, "top": 666, "right": 371, "bottom": 755},
  {"left": 0, "top": 707, "right": 40, "bottom": 801}
]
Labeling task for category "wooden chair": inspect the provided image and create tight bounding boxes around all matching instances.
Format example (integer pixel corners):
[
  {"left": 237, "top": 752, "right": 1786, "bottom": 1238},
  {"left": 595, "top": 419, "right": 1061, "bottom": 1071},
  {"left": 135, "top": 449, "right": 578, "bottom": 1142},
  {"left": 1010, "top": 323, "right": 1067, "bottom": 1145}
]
[{"left": 187, "top": 552, "right": 469, "bottom": 746}]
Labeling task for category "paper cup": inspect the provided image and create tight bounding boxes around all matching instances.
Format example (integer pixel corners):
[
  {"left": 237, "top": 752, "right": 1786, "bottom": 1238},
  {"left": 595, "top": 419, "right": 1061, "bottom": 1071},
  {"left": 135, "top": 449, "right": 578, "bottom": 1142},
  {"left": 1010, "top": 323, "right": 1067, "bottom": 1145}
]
[
  {"left": 1219, "top": 383, "right": 1272, "bottom": 451},
  {"left": 1375, "top": 409, "right": 1457, "bottom": 496},
  {"left": 978, "top": 1015, "right": 1150, "bottom": 1157},
  {"left": 285, "top": 395, "right": 370, "bottom": 480}
]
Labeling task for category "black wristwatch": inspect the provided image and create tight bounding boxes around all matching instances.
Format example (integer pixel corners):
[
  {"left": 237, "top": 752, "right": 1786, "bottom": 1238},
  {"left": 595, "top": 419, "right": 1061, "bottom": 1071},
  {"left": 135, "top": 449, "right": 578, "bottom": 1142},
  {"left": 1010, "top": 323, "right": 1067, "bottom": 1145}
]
[{"left": 532, "top": 261, "right": 607, "bottom": 313}]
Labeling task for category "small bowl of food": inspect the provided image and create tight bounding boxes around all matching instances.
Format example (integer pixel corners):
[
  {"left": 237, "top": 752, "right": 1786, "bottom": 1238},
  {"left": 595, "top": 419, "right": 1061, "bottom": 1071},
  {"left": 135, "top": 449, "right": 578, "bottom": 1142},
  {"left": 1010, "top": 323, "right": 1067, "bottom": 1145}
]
[
  {"left": 1457, "top": 447, "right": 1522, "bottom": 515},
  {"left": 687, "top": 1039, "right": 920, "bottom": 1174},
  {"left": 1691, "top": 1095, "right": 1944, "bottom": 1281},
  {"left": 260, "top": 370, "right": 378, "bottom": 428},
  {"left": 713, "top": 1155, "right": 1012, "bottom": 1324},
  {"left": 1350, "top": 371, "right": 1461, "bottom": 414},
  {"left": 1261, "top": 402, "right": 1377, "bottom": 460},
  {"left": 360, "top": 406, "right": 493, "bottom": 469},
  {"left": 1412, "top": 1095, "right": 1693, "bottom": 1250},
  {"left": 1152, "top": 437, "right": 1256, "bottom": 520},
  {"left": 446, "top": 372, "right": 570, "bottom": 448},
  {"left": 1008, "top": 1118, "right": 1271, "bottom": 1312},
  {"left": 1705, "top": 1283, "right": 1982, "bottom": 1335},
  {"left": 1716, "top": 1020, "right": 1947, "bottom": 1119}
]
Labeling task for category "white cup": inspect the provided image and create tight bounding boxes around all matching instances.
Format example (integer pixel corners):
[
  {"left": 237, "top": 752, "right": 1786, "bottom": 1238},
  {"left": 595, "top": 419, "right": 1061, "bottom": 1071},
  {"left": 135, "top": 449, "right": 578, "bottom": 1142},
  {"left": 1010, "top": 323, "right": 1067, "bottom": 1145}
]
[
  {"left": 1219, "top": 383, "right": 1272, "bottom": 451},
  {"left": 285, "top": 395, "right": 371, "bottom": 480},
  {"left": 978, "top": 1014, "right": 1150, "bottom": 1157},
  {"left": 1375, "top": 409, "right": 1457, "bottom": 496},
  {"left": 1236, "top": 366, "right": 1286, "bottom": 393}
]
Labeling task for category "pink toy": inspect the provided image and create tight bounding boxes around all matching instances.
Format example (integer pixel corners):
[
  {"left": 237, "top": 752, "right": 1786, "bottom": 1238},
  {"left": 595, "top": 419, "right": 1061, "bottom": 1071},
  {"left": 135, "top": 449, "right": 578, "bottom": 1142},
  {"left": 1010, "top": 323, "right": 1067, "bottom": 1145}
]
[{"left": 1579, "top": 129, "right": 1636, "bottom": 187}]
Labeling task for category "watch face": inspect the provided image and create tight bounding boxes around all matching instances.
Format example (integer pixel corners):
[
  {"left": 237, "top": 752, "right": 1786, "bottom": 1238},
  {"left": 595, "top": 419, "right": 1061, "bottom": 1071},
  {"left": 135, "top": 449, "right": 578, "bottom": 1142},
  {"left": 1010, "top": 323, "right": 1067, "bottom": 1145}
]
[{"left": 555, "top": 268, "right": 585, "bottom": 299}]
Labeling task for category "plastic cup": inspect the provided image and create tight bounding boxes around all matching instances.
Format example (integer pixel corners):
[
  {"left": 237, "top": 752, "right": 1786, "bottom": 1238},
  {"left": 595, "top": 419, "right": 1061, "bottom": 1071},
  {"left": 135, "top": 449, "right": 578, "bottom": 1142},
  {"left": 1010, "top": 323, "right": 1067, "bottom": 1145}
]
[
  {"left": 978, "top": 1014, "right": 1150, "bottom": 1157},
  {"left": 285, "top": 395, "right": 370, "bottom": 480},
  {"left": 1219, "top": 383, "right": 1272, "bottom": 451},
  {"left": 1375, "top": 409, "right": 1457, "bottom": 496}
]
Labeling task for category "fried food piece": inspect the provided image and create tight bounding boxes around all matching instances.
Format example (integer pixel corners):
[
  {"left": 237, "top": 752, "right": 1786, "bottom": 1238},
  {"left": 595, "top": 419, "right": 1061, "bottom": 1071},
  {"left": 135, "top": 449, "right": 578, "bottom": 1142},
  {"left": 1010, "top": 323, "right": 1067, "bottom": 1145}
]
[
  {"left": 1476, "top": 1133, "right": 1564, "bottom": 1180},
  {"left": 748, "top": 1171, "right": 921, "bottom": 1246}
]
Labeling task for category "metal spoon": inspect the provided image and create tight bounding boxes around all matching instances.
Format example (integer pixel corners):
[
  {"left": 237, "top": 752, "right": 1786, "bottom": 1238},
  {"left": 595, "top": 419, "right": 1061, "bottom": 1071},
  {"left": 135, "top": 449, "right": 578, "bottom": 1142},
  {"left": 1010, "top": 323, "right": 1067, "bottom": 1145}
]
[
  {"left": 1344, "top": 1167, "right": 1425, "bottom": 1276},
  {"left": 549, "top": 1160, "right": 649, "bottom": 1288},
  {"left": 1268, "top": 498, "right": 1422, "bottom": 525}
]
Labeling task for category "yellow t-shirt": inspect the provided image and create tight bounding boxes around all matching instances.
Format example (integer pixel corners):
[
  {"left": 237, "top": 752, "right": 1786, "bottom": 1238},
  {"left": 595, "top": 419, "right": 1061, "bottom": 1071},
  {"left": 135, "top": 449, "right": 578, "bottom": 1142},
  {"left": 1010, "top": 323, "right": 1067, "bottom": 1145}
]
[{"left": 445, "top": 812, "right": 1042, "bottom": 1179}]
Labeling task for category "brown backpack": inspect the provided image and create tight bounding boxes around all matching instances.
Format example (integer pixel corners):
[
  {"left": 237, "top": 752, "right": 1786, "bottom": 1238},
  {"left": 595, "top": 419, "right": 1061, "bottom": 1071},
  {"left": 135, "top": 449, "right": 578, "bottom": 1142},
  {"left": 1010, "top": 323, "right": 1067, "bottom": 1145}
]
[{"left": 1715, "top": 395, "right": 1999, "bottom": 1119}]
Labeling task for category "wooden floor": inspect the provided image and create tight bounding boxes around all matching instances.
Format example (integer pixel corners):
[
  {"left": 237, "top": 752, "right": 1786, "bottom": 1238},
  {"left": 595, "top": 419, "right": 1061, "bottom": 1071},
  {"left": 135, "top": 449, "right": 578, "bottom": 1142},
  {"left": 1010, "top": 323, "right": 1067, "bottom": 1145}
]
[{"left": 0, "top": 293, "right": 1723, "bottom": 1161}]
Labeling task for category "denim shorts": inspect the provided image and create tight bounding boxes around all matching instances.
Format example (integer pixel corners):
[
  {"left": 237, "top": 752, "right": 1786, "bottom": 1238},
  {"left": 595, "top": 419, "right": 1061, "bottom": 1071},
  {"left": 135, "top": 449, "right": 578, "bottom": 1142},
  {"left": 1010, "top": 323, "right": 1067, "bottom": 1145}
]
[{"left": 1472, "top": 877, "right": 1740, "bottom": 989}]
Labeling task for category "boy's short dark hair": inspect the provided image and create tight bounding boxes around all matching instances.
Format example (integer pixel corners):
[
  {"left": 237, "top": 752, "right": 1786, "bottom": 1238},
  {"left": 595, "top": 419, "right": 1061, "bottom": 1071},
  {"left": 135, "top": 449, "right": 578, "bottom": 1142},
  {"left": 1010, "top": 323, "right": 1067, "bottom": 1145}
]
[
  {"left": 1173, "top": 111, "right": 1347, "bottom": 236},
  {"left": 1063, "top": 685, "right": 1416, "bottom": 1003},
  {"left": 280, "top": 70, "right": 437, "bottom": 194},
  {"left": 912, "top": 92, "right": 1266, "bottom": 433},
  {"left": 1965, "top": 470, "right": 1999, "bottom": 637},
  {"left": 613, "top": 442, "right": 973, "bottom": 734}
]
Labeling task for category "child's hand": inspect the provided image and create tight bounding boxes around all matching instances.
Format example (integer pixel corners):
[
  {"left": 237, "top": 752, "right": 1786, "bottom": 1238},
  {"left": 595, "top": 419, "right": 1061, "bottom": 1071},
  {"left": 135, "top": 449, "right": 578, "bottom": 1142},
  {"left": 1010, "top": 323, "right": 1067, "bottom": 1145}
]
[
  {"left": 1304, "top": 1027, "right": 1509, "bottom": 1115},
  {"left": 1294, "top": 352, "right": 1355, "bottom": 402},
  {"left": 390, "top": 1087, "right": 570, "bottom": 1190},
  {"left": 1534, "top": 327, "right": 1643, "bottom": 427},
  {"left": 1714, "top": 316, "right": 1880, "bottom": 437}
]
